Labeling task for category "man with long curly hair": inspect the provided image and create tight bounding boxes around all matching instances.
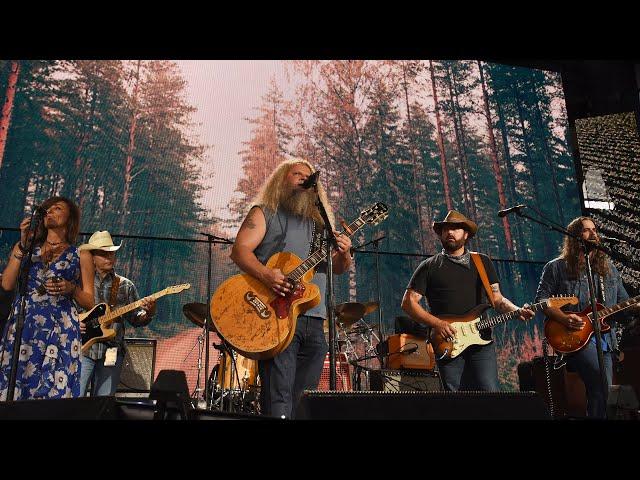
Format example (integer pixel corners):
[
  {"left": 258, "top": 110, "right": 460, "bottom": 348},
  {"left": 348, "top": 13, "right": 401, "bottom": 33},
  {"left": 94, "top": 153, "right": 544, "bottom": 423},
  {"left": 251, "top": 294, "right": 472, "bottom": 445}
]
[
  {"left": 535, "top": 216, "right": 639, "bottom": 418},
  {"left": 230, "top": 159, "right": 352, "bottom": 419}
]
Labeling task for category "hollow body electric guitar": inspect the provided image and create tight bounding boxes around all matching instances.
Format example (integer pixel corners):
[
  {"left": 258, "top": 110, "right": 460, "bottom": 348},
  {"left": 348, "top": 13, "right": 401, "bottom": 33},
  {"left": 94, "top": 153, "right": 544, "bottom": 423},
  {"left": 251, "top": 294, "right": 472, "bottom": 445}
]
[
  {"left": 544, "top": 294, "right": 640, "bottom": 354},
  {"left": 431, "top": 296, "right": 579, "bottom": 360},
  {"left": 211, "top": 203, "right": 389, "bottom": 361},
  {"left": 80, "top": 283, "right": 191, "bottom": 353}
]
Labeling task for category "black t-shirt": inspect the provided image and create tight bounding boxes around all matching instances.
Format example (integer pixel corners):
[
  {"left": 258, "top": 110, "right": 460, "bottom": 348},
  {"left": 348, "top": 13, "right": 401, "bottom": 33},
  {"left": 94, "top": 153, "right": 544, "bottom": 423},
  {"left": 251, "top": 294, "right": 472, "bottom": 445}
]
[{"left": 406, "top": 252, "right": 499, "bottom": 317}]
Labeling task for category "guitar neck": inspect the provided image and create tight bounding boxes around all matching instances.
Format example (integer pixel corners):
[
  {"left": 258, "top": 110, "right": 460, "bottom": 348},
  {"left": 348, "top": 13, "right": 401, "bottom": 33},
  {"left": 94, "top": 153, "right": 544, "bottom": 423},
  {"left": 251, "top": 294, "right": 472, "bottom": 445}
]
[
  {"left": 589, "top": 294, "right": 640, "bottom": 320},
  {"left": 477, "top": 300, "right": 550, "bottom": 330},
  {"left": 103, "top": 289, "right": 168, "bottom": 322},
  {"left": 287, "top": 217, "right": 366, "bottom": 282}
]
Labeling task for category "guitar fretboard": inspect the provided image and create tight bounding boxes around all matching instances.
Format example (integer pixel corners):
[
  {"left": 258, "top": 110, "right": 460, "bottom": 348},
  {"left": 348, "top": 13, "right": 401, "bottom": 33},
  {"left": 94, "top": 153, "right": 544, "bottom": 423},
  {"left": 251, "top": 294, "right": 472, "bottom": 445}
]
[
  {"left": 103, "top": 289, "right": 171, "bottom": 323},
  {"left": 587, "top": 294, "right": 640, "bottom": 321},
  {"left": 476, "top": 299, "right": 551, "bottom": 330},
  {"left": 287, "top": 217, "right": 367, "bottom": 282}
]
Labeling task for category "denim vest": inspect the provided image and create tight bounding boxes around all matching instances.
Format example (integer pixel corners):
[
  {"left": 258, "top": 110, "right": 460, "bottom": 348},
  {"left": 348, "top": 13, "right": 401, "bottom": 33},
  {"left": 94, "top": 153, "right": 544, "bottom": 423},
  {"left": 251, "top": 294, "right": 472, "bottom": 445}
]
[{"left": 253, "top": 206, "right": 327, "bottom": 319}]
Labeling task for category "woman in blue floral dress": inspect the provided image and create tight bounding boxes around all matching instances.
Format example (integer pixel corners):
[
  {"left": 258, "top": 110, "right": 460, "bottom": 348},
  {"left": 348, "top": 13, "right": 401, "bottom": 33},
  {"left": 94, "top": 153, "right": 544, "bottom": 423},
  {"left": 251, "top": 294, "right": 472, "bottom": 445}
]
[{"left": 0, "top": 196, "right": 95, "bottom": 400}]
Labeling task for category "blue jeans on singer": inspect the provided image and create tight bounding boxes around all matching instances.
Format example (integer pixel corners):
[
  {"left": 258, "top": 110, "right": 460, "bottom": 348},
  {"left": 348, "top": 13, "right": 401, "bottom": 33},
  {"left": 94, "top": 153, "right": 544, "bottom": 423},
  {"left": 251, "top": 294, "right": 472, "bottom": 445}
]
[
  {"left": 79, "top": 350, "right": 125, "bottom": 397},
  {"left": 258, "top": 315, "right": 328, "bottom": 419}
]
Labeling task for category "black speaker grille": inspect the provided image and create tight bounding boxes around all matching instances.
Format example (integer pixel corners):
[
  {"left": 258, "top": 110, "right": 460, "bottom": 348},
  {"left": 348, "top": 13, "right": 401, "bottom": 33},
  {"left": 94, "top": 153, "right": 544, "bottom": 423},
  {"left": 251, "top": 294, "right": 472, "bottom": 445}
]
[{"left": 117, "top": 338, "right": 157, "bottom": 393}]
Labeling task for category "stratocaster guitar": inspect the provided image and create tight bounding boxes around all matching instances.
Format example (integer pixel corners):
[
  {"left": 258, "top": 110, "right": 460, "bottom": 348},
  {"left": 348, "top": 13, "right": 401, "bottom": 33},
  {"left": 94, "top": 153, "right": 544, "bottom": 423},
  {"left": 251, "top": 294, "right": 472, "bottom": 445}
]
[
  {"left": 431, "top": 295, "right": 579, "bottom": 360},
  {"left": 210, "top": 202, "right": 389, "bottom": 361},
  {"left": 80, "top": 283, "right": 191, "bottom": 353},
  {"left": 544, "top": 294, "right": 640, "bottom": 354}
]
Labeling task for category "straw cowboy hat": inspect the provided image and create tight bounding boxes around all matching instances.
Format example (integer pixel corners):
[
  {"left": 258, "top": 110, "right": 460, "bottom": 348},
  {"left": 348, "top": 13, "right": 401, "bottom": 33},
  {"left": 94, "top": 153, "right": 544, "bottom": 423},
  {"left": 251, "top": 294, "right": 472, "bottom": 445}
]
[
  {"left": 433, "top": 210, "right": 478, "bottom": 238},
  {"left": 78, "top": 230, "right": 121, "bottom": 252}
]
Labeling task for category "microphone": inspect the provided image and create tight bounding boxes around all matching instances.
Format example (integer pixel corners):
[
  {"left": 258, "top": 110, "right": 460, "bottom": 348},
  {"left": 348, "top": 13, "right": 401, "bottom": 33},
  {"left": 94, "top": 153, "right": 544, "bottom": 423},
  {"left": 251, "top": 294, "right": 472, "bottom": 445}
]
[
  {"left": 597, "top": 234, "right": 628, "bottom": 244},
  {"left": 34, "top": 205, "right": 47, "bottom": 217},
  {"left": 498, "top": 204, "right": 526, "bottom": 218},
  {"left": 300, "top": 171, "right": 320, "bottom": 190}
]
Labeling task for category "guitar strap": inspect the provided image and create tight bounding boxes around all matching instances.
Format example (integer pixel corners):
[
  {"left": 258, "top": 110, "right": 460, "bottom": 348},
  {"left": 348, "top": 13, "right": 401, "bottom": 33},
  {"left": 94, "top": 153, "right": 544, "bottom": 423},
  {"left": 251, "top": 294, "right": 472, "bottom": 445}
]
[
  {"left": 310, "top": 220, "right": 324, "bottom": 256},
  {"left": 108, "top": 274, "right": 121, "bottom": 309},
  {"left": 470, "top": 252, "right": 496, "bottom": 309}
]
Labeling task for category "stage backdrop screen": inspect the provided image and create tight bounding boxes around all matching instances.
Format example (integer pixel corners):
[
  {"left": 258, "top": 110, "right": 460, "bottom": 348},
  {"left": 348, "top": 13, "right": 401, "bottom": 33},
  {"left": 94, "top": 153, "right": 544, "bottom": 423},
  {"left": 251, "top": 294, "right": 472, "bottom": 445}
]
[{"left": 0, "top": 60, "right": 582, "bottom": 391}]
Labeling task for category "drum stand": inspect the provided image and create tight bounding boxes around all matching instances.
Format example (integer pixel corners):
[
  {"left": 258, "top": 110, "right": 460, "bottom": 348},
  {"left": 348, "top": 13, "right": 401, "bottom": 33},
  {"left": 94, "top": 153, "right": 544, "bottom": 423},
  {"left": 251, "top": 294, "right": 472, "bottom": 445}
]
[{"left": 190, "top": 323, "right": 207, "bottom": 407}]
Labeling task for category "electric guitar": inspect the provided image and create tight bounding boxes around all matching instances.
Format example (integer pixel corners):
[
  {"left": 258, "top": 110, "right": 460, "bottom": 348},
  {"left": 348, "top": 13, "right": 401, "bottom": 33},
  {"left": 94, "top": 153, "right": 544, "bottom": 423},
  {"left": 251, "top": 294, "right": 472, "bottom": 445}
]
[
  {"left": 210, "top": 202, "right": 389, "bottom": 361},
  {"left": 431, "top": 296, "right": 579, "bottom": 360},
  {"left": 80, "top": 283, "right": 191, "bottom": 353},
  {"left": 544, "top": 294, "right": 640, "bottom": 354}
]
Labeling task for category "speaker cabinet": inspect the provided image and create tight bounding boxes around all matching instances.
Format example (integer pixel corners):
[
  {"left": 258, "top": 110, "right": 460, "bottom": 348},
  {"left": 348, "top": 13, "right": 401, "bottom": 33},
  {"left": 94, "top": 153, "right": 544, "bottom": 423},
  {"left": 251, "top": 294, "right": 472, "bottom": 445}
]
[
  {"left": 517, "top": 356, "right": 587, "bottom": 418},
  {"left": 116, "top": 338, "right": 157, "bottom": 397},
  {"left": 386, "top": 334, "right": 435, "bottom": 370},
  {"left": 296, "top": 390, "right": 550, "bottom": 420},
  {"left": 369, "top": 369, "right": 442, "bottom": 392},
  {"left": 317, "top": 352, "right": 352, "bottom": 391}
]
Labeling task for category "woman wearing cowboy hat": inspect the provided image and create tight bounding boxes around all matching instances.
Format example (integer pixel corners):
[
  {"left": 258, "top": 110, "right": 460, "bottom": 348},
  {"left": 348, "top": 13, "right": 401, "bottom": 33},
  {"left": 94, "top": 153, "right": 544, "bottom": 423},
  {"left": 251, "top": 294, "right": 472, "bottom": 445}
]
[
  {"left": 401, "top": 210, "right": 534, "bottom": 392},
  {"left": 77, "top": 230, "right": 156, "bottom": 397}
]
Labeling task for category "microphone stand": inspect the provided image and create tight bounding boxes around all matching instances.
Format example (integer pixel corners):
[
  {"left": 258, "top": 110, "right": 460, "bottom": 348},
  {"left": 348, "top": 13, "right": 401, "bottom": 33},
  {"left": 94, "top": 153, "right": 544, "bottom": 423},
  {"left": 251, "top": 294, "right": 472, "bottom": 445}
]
[
  {"left": 199, "top": 232, "right": 233, "bottom": 409},
  {"left": 6, "top": 208, "right": 44, "bottom": 402},
  {"left": 513, "top": 208, "right": 611, "bottom": 410},
  {"left": 311, "top": 182, "right": 340, "bottom": 390},
  {"left": 352, "top": 234, "right": 386, "bottom": 367}
]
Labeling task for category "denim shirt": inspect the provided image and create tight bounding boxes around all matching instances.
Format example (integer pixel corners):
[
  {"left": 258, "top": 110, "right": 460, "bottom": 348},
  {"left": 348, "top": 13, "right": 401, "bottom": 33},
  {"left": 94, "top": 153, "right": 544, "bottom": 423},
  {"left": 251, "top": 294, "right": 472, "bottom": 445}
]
[
  {"left": 535, "top": 257, "right": 630, "bottom": 350},
  {"left": 82, "top": 271, "right": 151, "bottom": 360}
]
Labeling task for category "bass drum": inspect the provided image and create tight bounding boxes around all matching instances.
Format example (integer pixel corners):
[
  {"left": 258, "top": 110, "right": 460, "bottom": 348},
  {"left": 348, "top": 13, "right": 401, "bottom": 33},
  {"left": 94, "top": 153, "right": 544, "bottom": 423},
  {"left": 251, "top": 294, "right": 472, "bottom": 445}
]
[
  {"left": 207, "top": 350, "right": 261, "bottom": 414},
  {"left": 216, "top": 351, "right": 259, "bottom": 390}
]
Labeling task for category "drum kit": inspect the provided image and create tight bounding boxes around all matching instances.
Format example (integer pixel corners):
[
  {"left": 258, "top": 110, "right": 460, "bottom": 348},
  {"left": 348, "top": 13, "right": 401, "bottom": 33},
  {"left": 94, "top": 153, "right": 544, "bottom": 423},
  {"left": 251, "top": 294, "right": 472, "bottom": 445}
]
[
  {"left": 325, "top": 301, "right": 382, "bottom": 390},
  {"left": 181, "top": 299, "right": 383, "bottom": 414},
  {"left": 182, "top": 302, "right": 260, "bottom": 415}
]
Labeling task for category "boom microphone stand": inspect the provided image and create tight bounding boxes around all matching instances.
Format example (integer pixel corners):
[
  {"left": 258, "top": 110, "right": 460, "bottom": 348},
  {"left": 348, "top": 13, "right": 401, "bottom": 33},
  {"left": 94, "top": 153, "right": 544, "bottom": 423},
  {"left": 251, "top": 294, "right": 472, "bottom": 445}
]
[
  {"left": 199, "top": 232, "right": 233, "bottom": 408},
  {"left": 352, "top": 234, "right": 386, "bottom": 367}
]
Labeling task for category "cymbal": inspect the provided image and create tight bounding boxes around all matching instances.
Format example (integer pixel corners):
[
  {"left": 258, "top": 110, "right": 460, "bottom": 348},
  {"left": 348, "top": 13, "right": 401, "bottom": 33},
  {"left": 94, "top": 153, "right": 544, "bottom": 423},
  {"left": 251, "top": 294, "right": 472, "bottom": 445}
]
[
  {"left": 363, "top": 301, "right": 379, "bottom": 316},
  {"left": 334, "top": 302, "right": 366, "bottom": 325},
  {"left": 183, "top": 303, "right": 215, "bottom": 330},
  {"left": 334, "top": 301, "right": 380, "bottom": 326}
]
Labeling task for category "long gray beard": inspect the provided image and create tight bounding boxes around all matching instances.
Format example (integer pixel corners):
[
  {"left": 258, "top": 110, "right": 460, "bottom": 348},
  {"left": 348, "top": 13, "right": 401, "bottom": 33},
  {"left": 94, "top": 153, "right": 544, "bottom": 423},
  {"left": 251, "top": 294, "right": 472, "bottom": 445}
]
[{"left": 280, "top": 189, "right": 317, "bottom": 219}]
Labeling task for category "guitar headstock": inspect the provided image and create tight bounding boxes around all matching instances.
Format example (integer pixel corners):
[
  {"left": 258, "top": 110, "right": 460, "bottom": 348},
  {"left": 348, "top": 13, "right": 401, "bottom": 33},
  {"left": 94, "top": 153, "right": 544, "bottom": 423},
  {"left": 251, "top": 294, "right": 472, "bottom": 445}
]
[
  {"left": 164, "top": 283, "right": 191, "bottom": 294},
  {"left": 547, "top": 295, "right": 579, "bottom": 309},
  {"left": 360, "top": 202, "right": 389, "bottom": 226}
]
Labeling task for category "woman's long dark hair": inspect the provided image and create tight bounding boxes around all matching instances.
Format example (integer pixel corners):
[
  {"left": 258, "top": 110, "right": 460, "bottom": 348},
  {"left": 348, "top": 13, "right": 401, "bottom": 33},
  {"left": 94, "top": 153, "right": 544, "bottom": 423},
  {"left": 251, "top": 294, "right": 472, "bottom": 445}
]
[{"left": 33, "top": 196, "right": 81, "bottom": 246}]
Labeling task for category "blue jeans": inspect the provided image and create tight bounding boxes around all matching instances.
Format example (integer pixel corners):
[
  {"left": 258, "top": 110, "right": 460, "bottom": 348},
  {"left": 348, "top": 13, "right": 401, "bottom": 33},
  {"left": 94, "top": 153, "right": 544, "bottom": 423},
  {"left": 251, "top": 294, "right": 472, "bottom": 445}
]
[
  {"left": 79, "top": 351, "right": 125, "bottom": 397},
  {"left": 258, "top": 315, "right": 328, "bottom": 419},
  {"left": 566, "top": 341, "right": 613, "bottom": 419},
  {"left": 437, "top": 342, "right": 499, "bottom": 391}
]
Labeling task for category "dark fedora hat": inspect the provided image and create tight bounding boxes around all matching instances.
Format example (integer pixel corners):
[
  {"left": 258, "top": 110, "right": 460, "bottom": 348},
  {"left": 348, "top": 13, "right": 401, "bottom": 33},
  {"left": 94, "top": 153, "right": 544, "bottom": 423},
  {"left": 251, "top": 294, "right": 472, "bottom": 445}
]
[{"left": 433, "top": 210, "right": 478, "bottom": 238}]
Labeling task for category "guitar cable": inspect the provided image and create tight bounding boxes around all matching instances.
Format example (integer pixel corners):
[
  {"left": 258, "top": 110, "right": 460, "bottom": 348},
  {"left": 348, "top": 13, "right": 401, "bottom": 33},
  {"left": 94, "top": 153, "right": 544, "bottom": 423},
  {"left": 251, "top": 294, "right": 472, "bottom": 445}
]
[{"left": 542, "top": 338, "right": 556, "bottom": 419}]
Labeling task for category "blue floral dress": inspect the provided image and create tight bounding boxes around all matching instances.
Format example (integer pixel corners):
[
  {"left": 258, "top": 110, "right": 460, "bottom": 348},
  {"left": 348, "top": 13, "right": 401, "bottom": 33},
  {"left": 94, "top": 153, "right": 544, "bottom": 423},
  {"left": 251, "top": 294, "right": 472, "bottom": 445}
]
[{"left": 0, "top": 245, "right": 82, "bottom": 400}]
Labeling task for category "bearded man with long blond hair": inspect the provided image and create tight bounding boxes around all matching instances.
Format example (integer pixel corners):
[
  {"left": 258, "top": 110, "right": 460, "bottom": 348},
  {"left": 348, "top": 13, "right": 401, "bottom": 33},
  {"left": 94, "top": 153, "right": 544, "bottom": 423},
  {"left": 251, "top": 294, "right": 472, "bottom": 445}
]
[
  {"left": 535, "top": 216, "right": 639, "bottom": 418},
  {"left": 230, "top": 159, "right": 352, "bottom": 419}
]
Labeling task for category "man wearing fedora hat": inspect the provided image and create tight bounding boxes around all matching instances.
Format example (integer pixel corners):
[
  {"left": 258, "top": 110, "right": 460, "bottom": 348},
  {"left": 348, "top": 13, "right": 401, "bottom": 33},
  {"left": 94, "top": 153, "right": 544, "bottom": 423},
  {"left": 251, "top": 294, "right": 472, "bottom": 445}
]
[
  {"left": 402, "top": 210, "right": 534, "bottom": 391},
  {"left": 78, "top": 231, "right": 156, "bottom": 397}
]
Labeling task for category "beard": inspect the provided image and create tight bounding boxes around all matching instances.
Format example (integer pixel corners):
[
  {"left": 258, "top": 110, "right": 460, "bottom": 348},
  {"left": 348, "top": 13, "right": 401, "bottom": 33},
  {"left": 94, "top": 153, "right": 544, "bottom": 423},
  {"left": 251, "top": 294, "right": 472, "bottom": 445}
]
[
  {"left": 279, "top": 186, "right": 318, "bottom": 220},
  {"left": 441, "top": 236, "right": 466, "bottom": 253}
]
